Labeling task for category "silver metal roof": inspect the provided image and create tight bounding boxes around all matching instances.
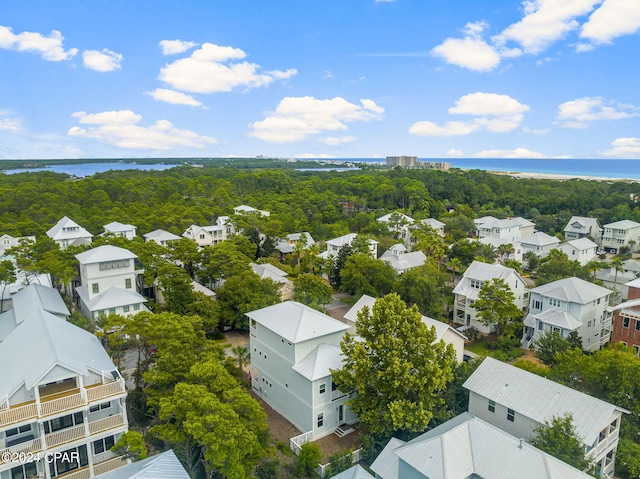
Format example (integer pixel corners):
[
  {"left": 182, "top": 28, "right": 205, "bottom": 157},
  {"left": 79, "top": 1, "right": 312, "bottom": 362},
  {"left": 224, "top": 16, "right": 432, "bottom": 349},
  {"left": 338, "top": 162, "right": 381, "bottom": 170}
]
[
  {"left": 292, "top": 343, "right": 343, "bottom": 381},
  {"left": 372, "top": 413, "right": 597, "bottom": 479},
  {"left": 0, "top": 284, "right": 118, "bottom": 398},
  {"left": 246, "top": 301, "right": 348, "bottom": 343},
  {"left": 330, "top": 465, "right": 374, "bottom": 479},
  {"left": 46, "top": 216, "right": 93, "bottom": 241},
  {"left": 604, "top": 219, "right": 640, "bottom": 229},
  {"left": 531, "top": 277, "right": 612, "bottom": 304},
  {"left": 143, "top": 229, "right": 181, "bottom": 242},
  {"left": 520, "top": 231, "right": 560, "bottom": 247},
  {"left": 76, "top": 245, "right": 138, "bottom": 264},
  {"left": 95, "top": 450, "right": 189, "bottom": 479},
  {"left": 463, "top": 357, "right": 628, "bottom": 446}
]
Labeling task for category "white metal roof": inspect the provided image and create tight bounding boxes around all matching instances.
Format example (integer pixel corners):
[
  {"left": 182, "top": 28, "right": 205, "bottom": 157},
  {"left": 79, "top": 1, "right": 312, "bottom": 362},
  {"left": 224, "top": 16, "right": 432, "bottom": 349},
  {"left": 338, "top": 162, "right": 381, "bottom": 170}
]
[
  {"left": 95, "top": 450, "right": 189, "bottom": 479},
  {"left": 0, "top": 284, "right": 118, "bottom": 398},
  {"left": 76, "top": 245, "right": 138, "bottom": 264},
  {"left": 604, "top": 219, "right": 640, "bottom": 229},
  {"left": 421, "top": 218, "right": 445, "bottom": 228},
  {"left": 376, "top": 213, "right": 415, "bottom": 224},
  {"left": 452, "top": 261, "right": 521, "bottom": 301},
  {"left": 330, "top": 465, "right": 374, "bottom": 479},
  {"left": 76, "top": 286, "right": 148, "bottom": 312},
  {"left": 246, "top": 301, "right": 349, "bottom": 343},
  {"left": 292, "top": 343, "right": 343, "bottom": 381},
  {"left": 143, "top": 229, "right": 181, "bottom": 242},
  {"left": 562, "top": 237, "right": 598, "bottom": 251},
  {"left": 372, "top": 412, "right": 596, "bottom": 479},
  {"left": 564, "top": 216, "right": 600, "bottom": 233},
  {"left": 103, "top": 221, "right": 136, "bottom": 233},
  {"left": 520, "top": 231, "right": 560, "bottom": 247},
  {"left": 524, "top": 309, "right": 583, "bottom": 331},
  {"left": 250, "top": 262, "right": 289, "bottom": 283},
  {"left": 46, "top": 216, "right": 93, "bottom": 241},
  {"left": 531, "top": 277, "right": 612, "bottom": 304},
  {"left": 380, "top": 249, "right": 426, "bottom": 273},
  {"left": 463, "top": 357, "right": 628, "bottom": 446}
]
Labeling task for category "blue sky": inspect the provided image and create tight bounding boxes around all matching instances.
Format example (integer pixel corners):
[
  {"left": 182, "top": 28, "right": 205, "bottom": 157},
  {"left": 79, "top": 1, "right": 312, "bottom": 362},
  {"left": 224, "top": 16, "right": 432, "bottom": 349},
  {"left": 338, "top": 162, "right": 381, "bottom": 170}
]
[{"left": 1, "top": 0, "right": 639, "bottom": 160}]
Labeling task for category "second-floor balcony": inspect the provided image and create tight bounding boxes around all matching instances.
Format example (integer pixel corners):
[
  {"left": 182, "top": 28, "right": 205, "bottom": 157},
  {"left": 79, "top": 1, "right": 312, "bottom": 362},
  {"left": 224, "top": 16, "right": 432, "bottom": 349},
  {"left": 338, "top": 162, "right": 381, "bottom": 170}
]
[
  {"left": 0, "top": 413, "right": 127, "bottom": 465},
  {"left": 0, "top": 378, "right": 126, "bottom": 429}
]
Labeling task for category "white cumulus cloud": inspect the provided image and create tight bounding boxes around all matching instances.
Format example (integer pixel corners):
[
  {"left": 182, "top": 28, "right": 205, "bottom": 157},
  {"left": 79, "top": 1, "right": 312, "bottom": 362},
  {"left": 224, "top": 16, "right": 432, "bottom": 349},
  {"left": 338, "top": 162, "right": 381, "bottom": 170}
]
[
  {"left": 431, "top": 37, "right": 501, "bottom": 72},
  {"left": 493, "top": 0, "right": 601, "bottom": 54},
  {"left": 82, "top": 49, "right": 123, "bottom": 72},
  {"left": 158, "top": 42, "right": 297, "bottom": 93},
  {"left": 474, "top": 147, "right": 546, "bottom": 158},
  {"left": 580, "top": 0, "right": 640, "bottom": 44},
  {"left": 248, "top": 96, "right": 384, "bottom": 143},
  {"left": 600, "top": 137, "right": 640, "bottom": 158},
  {"left": 0, "top": 25, "right": 77, "bottom": 61},
  {"left": 556, "top": 97, "right": 640, "bottom": 128},
  {"left": 159, "top": 39, "right": 199, "bottom": 55},
  {"left": 410, "top": 92, "right": 529, "bottom": 137},
  {"left": 146, "top": 88, "right": 202, "bottom": 107},
  {"left": 68, "top": 110, "right": 216, "bottom": 150},
  {"left": 0, "top": 116, "right": 22, "bottom": 132}
]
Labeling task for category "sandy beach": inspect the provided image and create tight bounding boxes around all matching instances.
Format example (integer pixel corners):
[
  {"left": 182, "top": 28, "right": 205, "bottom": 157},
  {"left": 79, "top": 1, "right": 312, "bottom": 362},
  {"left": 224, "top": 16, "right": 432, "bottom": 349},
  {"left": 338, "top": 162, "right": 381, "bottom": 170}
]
[{"left": 487, "top": 170, "right": 637, "bottom": 182}]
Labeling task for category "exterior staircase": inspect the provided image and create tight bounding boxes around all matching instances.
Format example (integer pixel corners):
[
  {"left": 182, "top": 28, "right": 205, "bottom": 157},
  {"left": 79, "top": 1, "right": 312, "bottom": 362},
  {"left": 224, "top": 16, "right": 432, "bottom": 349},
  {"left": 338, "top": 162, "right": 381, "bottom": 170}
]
[{"left": 334, "top": 426, "right": 355, "bottom": 438}]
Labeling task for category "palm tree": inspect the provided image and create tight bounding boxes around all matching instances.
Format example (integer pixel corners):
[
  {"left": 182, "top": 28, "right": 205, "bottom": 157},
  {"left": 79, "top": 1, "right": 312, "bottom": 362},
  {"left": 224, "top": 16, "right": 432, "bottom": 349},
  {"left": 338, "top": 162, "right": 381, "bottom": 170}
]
[
  {"left": 585, "top": 260, "right": 602, "bottom": 281},
  {"left": 448, "top": 258, "right": 463, "bottom": 286},
  {"left": 231, "top": 345, "right": 250, "bottom": 381},
  {"left": 611, "top": 257, "right": 625, "bottom": 296}
]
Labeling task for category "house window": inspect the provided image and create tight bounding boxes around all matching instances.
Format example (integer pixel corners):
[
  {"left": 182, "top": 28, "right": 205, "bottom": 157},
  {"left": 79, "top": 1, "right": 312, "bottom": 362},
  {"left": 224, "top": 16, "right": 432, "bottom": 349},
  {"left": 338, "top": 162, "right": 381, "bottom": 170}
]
[
  {"left": 317, "top": 413, "right": 324, "bottom": 428},
  {"left": 44, "top": 412, "right": 84, "bottom": 434},
  {"left": 507, "top": 408, "right": 515, "bottom": 422},
  {"left": 488, "top": 400, "right": 495, "bottom": 413},
  {"left": 125, "top": 278, "right": 132, "bottom": 289},
  {"left": 48, "top": 445, "right": 88, "bottom": 478},
  {"left": 123, "top": 305, "right": 130, "bottom": 313},
  {"left": 470, "top": 279, "right": 482, "bottom": 289},
  {"left": 93, "top": 435, "right": 115, "bottom": 454},
  {"left": 549, "top": 298, "right": 561, "bottom": 307},
  {"left": 606, "top": 450, "right": 614, "bottom": 466},
  {"left": 133, "top": 304, "right": 140, "bottom": 311},
  {"left": 610, "top": 419, "right": 618, "bottom": 434},
  {"left": 10, "top": 462, "right": 37, "bottom": 479},
  {"left": 599, "top": 428, "right": 606, "bottom": 442},
  {"left": 92, "top": 283, "right": 99, "bottom": 294},
  {"left": 623, "top": 317, "right": 630, "bottom": 328},
  {"left": 533, "top": 300, "right": 542, "bottom": 310},
  {"left": 538, "top": 321, "right": 543, "bottom": 331},
  {"left": 319, "top": 383, "right": 326, "bottom": 394},
  {"left": 109, "top": 308, "right": 116, "bottom": 315},
  {"left": 633, "top": 345, "right": 639, "bottom": 356},
  {"left": 635, "top": 320, "right": 640, "bottom": 331}
]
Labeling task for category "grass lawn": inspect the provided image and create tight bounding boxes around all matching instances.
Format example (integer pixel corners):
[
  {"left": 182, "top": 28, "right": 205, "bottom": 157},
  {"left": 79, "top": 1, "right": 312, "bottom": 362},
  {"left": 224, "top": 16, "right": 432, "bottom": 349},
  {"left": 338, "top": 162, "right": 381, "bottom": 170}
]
[{"left": 466, "top": 338, "right": 524, "bottom": 361}]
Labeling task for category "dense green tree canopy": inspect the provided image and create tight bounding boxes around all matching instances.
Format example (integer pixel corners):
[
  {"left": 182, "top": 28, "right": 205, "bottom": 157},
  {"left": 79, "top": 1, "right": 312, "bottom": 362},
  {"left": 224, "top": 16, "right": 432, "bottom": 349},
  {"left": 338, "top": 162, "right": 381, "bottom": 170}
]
[{"left": 332, "top": 293, "right": 456, "bottom": 438}]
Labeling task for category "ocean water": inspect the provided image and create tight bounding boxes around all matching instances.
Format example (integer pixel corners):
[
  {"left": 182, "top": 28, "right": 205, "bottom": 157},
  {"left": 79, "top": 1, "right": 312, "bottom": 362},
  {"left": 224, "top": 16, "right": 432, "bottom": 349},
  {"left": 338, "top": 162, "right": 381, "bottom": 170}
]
[
  {"left": 3, "top": 162, "right": 175, "bottom": 177},
  {"left": 341, "top": 158, "right": 640, "bottom": 180}
]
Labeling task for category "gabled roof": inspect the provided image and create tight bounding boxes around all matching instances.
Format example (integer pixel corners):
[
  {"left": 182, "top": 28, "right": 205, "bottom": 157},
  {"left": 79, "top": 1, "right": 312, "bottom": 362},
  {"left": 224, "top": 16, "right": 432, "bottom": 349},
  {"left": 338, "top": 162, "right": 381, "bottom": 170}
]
[
  {"left": 292, "top": 343, "right": 343, "bottom": 381},
  {"left": 463, "top": 357, "right": 628, "bottom": 446},
  {"left": 604, "top": 219, "right": 640, "bottom": 230},
  {"left": 520, "top": 231, "right": 560, "bottom": 247},
  {"left": 452, "top": 261, "right": 522, "bottom": 300},
  {"left": 372, "top": 413, "right": 596, "bottom": 479},
  {"left": 523, "top": 309, "right": 583, "bottom": 331},
  {"left": 380, "top": 249, "right": 426, "bottom": 273},
  {"left": 623, "top": 259, "right": 640, "bottom": 273},
  {"left": 595, "top": 268, "right": 636, "bottom": 284},
  {"left": 11, "top": 282, "right": 69, "bottom": 322},
  {"left": 286, "top": 232, "right": 315, "bottom": 246},
  {"left": 564, "top": 216, "right": 600, "bottom": 233},
  {"left": 76, "top": 286, "right": 147, "bottom": 312},
  {"left": 46, "top": 216, "right": 93, "bottom": 241},
  {"left": 250, "top": 262, "right": 290, "bottom": 284},
  {"left": 143, "top": 229, "right": 181, "bottom": 242},
  {"left": 376, "top": 213, "right": 414, "bottom": 224},
  {"left": 561, "top": 237, "right": 598, "bottom": 251},
  {"left": 421, "top": 218, "right": 445, "bottom": 228},
  {"left": 234, "top": 204, "right": 258, "bottom": 212},
  {"left": 476, "top": 216, "right": 534, "bottom": 230},
  {"left": 76, "top": 245, "right": 137, "bottom": 264},
  {"left": 531, "top": 277, "right": 611, "bottom": 304},
  {"left": 95, "top": 450, "right": 190, "bottom": 479},
  {"left": 329, "top": 465, "right": 374, "bottom": 479},
  {"left": 103, "top": 221, "right": 136, "bottom": 233},
  {"left": 0, "top": 285, "right": 118, "bottom": 398},
  {"left": 246, "top": 301, "right": 348, "bottom": 343}
]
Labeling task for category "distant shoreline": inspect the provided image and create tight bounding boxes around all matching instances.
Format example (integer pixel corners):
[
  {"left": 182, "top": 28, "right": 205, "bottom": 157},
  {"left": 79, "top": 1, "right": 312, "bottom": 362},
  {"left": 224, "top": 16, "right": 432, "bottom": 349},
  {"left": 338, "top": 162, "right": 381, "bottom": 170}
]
[{"left": 485, "top": 170, "right": 638, "bottom": 182}]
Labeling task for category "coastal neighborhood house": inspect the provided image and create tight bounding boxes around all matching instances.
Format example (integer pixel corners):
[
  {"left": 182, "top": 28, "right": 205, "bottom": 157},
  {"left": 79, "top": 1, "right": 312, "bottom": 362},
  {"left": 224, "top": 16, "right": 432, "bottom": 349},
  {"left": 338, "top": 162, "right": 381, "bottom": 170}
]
[
  {"left": 522, "top": 276, "right": 613, "bottom": 351},
  {"left": 318, "top": 233, "right": 378, "bottom": 260},
  {"left": 602, "top": 220, "right": 640, "bottom": 254},
  {"left": 453, "top": 261, "right": 527, "bottom": 334},
  {"left": 557, "top": 237, "right": 599, "bottom": 265},
  {"left": 74, "top": 245, "right": 148, "bottom": 320},
  {"left": 610, "top": 278, "right": 640, "bottom": 353},
  {"left": 463, "top": 357, "right": 627, "bottom": 478},
  {"left": 246, "top": 301, "right": 357, "bottom": 440},
  {"left": 275, "top": 232, "right": 315, "bottom": 255},
  {"left": 474, "top": 216, "right": 535, "bottom": 242},
  {"left": 564, "top": 216, "right": 603, "bottom": 242},
  {"left": 234, "top": 204, "right": 270, "bottom": 216},
  {"left": 0, "top": 284, "right": 129, "bottom": 479},
  {"left": 143, "top": 229, "right": 181, "bottom": 247},
  {"left": 518, "top": 231, "right": 561, "bottom": 258},
  {"left": 371, "top": 412, "right": 595, "bottom": 479},
  {"left": 0, "top": 234, "right": 35, "bottom": 257},
  {"left": 343, "top": 294, "right": 466, "bottom": 362},
  {"left": 101, "top": 222, "right": 137, "bottom": 240},
  {"left": 46, "top": 216, "right": 93, "bottom": 250},
  {"left": 249, "top": 262, "right": 294, "bottom": 300},
  {"left": 379, "top": 244, "right": 426, "bottom": 274}
]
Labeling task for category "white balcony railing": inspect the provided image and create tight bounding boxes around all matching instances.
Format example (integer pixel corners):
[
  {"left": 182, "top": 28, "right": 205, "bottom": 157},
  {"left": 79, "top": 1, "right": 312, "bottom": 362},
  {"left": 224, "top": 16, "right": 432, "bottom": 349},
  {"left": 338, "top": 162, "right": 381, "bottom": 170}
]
[
  {"left": 88, "top": 414, "right": 126, "bottom": 435},
  {"left": 93, "top": 456, "right": 127, "bottom": 476},
  {"left": 0, "top": 379, "right": 126, "bottom": 428},
  {"left": 0, "top": 438, "right": 44, "bottom": 464},
  {"left": 56, "top": 467, "right": 91, "bottom": 479},
  {"left": 46, "top": 424, "right": 86, "bottom": 448}
]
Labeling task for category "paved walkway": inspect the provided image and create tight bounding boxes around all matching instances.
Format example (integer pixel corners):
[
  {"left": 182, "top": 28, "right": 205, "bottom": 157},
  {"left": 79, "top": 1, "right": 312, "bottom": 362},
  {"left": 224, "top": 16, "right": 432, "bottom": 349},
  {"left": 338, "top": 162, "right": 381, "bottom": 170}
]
[{"left": 324, "top": 293, "right": 353, "bottom": 323}]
